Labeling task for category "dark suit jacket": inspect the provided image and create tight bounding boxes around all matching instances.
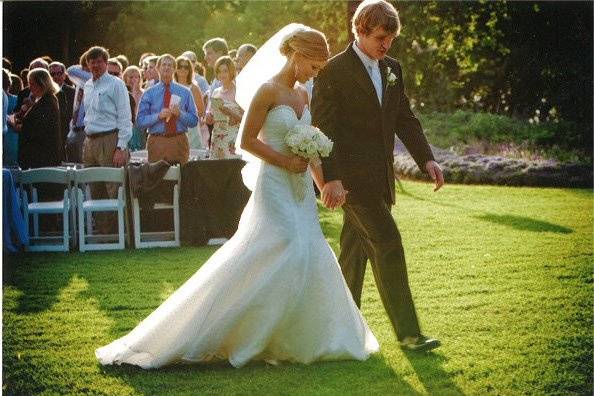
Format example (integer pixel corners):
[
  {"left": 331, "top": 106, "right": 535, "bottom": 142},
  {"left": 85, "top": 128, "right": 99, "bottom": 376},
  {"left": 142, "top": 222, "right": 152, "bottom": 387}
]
[
  {"left": 18, "top": 93, "right": 62, "bottom": 169},
  {"left": 311, "top": 43, "right": 434, "bottom": 205},
  {"left": 56, "top": 84, "right": 75, "bottom": 144}
]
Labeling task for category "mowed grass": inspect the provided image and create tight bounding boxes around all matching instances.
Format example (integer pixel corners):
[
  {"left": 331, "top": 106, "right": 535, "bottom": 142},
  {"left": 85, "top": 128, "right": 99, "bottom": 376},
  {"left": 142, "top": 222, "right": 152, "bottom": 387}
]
[{"left": 3, "top": 180, "right": 592, "bottom": 395}]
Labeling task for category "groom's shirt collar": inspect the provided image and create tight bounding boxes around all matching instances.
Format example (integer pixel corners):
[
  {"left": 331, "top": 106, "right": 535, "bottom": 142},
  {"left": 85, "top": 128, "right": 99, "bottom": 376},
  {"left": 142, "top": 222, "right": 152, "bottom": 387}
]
[{"left": 353, "top": 41, "right": 379, "bottom": 70}]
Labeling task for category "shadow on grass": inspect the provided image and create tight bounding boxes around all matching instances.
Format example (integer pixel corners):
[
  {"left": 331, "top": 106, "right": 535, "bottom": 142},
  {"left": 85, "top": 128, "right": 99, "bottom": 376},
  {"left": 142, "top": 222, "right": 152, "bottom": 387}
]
[
  {"left": 474, "top": 214, "right": 573, "bottom": 234},
  {"left": 396, "top": 182, "right": 574, "bottom": 234},
  {"left": 406, "top": 352, "right": 465, "bottom": 395},
  {"left": 97, "top": 353, "right": 422, "bottom": 395}
]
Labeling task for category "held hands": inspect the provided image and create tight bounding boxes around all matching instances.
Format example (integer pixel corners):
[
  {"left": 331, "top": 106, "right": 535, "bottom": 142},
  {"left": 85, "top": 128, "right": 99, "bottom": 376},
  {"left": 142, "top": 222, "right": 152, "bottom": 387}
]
[
  {"left": 425, "top": 160, "right": 445, "bottom": 191},
  {"left": 158, "top": 108, "right": 173, "bottom": 120},
  {"left": 170, "top": 104, "right": 181, "bottom": 118},
  {"left": 321, "top": 180, "right": 348, "bottom": 210},
  {"left": 285, "top": 154, "right": 309, "bottom": 174}
]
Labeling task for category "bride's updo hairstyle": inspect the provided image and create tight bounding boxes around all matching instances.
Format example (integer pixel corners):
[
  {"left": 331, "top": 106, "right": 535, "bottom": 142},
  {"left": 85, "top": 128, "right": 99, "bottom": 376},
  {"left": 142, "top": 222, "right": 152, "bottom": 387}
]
[{"left": 279, "top": 27, "right": 330, "bottom": 61}]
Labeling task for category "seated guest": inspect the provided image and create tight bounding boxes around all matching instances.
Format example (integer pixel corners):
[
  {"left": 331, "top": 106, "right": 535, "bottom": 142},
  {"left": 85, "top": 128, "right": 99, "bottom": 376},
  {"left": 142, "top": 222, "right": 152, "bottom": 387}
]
[
  {"left": 123, "top": 65, "right": 146, "bottom": 151},
  {"left": 137, "top": 54, "right": 198, "bottom": 165},
  {"left": 174, "top": 56, "right": 205, "bottom": 149},
  {"left": 205, "top": 56, "right": 243, "bottom": 159},
  {"left": 49, "top": 61, "right": 75, "bottom": 157},
  {"left": 15, "top": 68, "right": 62, "bottom": 169}
]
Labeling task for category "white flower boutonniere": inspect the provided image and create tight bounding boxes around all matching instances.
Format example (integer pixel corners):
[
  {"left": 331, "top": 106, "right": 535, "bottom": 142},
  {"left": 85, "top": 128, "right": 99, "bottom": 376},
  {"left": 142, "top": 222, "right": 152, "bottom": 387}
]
[{"left": 386, "top": 66, "right": 398, "bottom": 87}]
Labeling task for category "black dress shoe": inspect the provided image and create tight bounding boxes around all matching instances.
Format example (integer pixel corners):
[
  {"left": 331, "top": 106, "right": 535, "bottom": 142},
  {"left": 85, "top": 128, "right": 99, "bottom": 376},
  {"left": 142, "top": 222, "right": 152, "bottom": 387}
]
[{"left": 400, "top": 335, "right": 441, "bottom": 352}]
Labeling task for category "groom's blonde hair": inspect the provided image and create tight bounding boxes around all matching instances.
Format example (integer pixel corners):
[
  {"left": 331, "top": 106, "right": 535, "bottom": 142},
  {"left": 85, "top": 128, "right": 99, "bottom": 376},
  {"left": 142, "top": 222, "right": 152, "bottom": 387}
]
[
  {"left": 280, "top": 27, "right": 330, "bottom": 61},
  {"left": 352, "top": 0, "right": 401, "bottom": 39}
]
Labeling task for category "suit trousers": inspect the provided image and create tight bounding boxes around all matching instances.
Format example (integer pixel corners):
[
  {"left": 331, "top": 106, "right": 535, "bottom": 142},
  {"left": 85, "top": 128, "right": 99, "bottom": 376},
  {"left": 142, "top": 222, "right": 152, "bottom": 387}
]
[
  {"left": 147, "top": 133, "right": 189, "bottom": 165},
  {"left": 339, "top": 198, "right": 421, "bottom": 341},
  {"left": 82, "top": 132, "right": 129, "bottom": 233}
]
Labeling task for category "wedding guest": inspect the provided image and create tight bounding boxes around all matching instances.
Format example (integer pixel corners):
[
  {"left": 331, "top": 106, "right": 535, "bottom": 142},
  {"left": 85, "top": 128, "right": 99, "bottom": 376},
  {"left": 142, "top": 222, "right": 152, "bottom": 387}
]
[
  {"left": 3, "top": 57, "right": 12, "bottom": 72},
  {"left": 3, "top": 69, "right": 19, "bottom": 166},
  {"left": 16, "top": 58, "right": 49, "bottom": 114},
  {"left": 236, "top": 44, "right": 257, "bottom": 73},
  {"left": 205, "top": 56, "right": 243, "bottom": 159},
  {"left": 174, "top": 56, "right": 205, "bottom": 150},
  {"left": 142, "top": 55, "right": 159, "bottom": 89},
  {"left": 9, "top": 74, "right": 23, "bottom": 96},
  {"left": 180, "top": 50, "right": 209, "bottom": 96},
  {"left": 108, "top": 58, "right": 137, "bottom": 122},
  {"left": 123, "top": 65, "right": 146, "bottom": 151},
  {"left": 65, "top": 50, "right": 91, "bottom": 163},
  {"left": 228, "top": 49, "right": 238, "bottom": 63},
  {"left": 49, "top": 61, "right": 75, "bottom": 155},
  {"left": 82, "top": 46, "right": 132, "bottom": 234},
  {"left": 16, "top": 68, "right": 62, "bottom": 169},
  {"left": 137, "top": 54, "right": 198, "bottom": 165},
  {"left": 202, "top": 37, "right": 228, "bottom": 92},
  {"left": 138, "top": 52, "right": 156, "bottom": 67},
  {"left": 116, "top": 54, "right": 129, "bottom": 70}
]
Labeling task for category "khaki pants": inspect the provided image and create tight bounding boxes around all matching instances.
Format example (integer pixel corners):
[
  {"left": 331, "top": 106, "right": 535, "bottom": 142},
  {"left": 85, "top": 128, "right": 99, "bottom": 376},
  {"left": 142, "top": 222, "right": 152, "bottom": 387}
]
[
  {"left": 147, "top": 133, "right": 189, "bottom": 165},
  {"left": 82, "top": 132, "right": 129, "bottom": 233}
]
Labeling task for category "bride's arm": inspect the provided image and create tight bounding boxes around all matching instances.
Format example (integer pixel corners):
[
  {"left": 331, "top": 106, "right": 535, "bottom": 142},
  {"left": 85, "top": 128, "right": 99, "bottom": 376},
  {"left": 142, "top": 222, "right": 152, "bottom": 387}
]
[
  {"left": 240, "top": 84, "right": 308, "bottom": 173},
  {"left": 310, "top": 163, "right": 325, "bottom": 192}
]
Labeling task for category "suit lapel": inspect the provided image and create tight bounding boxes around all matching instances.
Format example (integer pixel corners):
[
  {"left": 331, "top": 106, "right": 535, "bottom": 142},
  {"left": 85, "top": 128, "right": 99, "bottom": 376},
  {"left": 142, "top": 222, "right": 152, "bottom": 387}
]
[
  {"left": 378, "top": 59, "right": 389, "bottom": 110},
  {"left": 347, "top": 44, "right": 382, "bottom": 109}
]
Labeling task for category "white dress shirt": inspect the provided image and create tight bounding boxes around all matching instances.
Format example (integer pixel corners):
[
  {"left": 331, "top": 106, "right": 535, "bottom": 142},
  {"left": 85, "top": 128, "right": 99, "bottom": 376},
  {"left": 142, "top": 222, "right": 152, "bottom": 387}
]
[
  {"left": 353, "top": 41, "right": 383, "bottom": 105},
  {"left": 83, "top": 71, "right": 132, "bottom": 149}
]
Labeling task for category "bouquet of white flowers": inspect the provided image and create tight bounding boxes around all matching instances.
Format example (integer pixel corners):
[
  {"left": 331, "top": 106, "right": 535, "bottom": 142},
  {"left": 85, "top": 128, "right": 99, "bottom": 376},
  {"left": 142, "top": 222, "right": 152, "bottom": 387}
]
[{"left": 284, "top": 124, "right": 333, "bottom": 201}]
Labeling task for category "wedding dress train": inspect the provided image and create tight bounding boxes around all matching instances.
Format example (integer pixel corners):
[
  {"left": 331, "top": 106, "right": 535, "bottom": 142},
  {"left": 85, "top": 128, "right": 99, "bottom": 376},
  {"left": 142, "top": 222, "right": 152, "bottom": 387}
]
[{"left": 95, "top": 105, "right": 379, "bottom": 368}]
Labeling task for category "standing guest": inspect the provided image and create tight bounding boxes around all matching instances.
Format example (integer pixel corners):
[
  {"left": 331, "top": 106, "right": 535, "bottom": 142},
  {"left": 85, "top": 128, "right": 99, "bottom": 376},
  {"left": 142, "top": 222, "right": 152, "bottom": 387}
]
[
  {"left": 137, "top": 54, "right": 198, "bottom": 165},
  {"left": 123, "top": 65, "right": 146, "bottom": 151},
  {"left": 180, "top": 50, "right": 210, "bottom": 97},
  {"left": 9, "top": 74, "right": 23, "bottom": 96},
  {"left": 66, "top": 50, "right": 92, "bottom": 163},
  {"left": 142, "top": 56, "right": 159, "bottom": 89},
  {"left": 19, "top": 68, "right": 29, "bottom": 87},
  {"left": 174, "top": 55, "right": 205, "bottom": 149},
  {"left": 138, "top": 52, "right": 156, "bottom": 68},
  {"left": 115, "top": 54, "right": 129, "bottom": 70},
  {"left": 228, "top": 49, "right": 238, "bottom": 63},
  {"left": 3, "top": 57, "right": 12, "bottom": 72},
  {"left": 108, "top": 58, "right": 137, "bottom": 123},
  {"left": 49, "top": 61, "right": 75, "bottom": 158},
  {"left": 82, "top": 46, "right": 132, "bottom": 233},
  {"left": 202, "top": 38, "right": 228, "bottom": 93},
  {"left": 205, "top": 56, "right": 243, "bottom": 159},
  {"left": 16, "top": 58, "right": 49, "bottom": 116},
  {"left": 3, "top": 69, "right": 19, "bottom": 166},
  {"left": 15, "top": 68, "right": 62, "bottom": 169},
  {"left": 236, "top": 43, "right": 257, "bottom": 73}
]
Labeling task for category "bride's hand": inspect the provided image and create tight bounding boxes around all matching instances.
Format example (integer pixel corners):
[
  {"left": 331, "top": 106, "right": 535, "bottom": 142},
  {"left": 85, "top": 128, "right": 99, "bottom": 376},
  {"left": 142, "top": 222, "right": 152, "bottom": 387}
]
[{"left": 285, "top": 154, "right": 309, "bottom": 174}]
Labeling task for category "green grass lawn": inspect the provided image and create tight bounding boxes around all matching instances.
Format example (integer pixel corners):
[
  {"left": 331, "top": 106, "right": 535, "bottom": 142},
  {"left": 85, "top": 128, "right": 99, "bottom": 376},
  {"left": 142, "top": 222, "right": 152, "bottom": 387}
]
[{"left": 3, "top": 180, "right": 592, "bottom": 395}]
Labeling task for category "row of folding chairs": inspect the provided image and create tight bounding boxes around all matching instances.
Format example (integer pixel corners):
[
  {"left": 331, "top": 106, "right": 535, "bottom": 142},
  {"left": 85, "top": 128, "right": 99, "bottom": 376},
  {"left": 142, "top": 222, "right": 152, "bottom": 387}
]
[{"left": 15, "top": 165, "right": 181, "bottom": 252}]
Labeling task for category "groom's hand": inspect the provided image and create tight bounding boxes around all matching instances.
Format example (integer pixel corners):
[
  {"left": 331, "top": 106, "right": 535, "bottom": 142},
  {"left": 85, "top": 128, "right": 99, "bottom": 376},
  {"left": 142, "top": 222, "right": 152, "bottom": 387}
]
[
  {"left": 425, "top": 160, "right": 444, "bottom": 192},
  {"left": 322, "top": 180, "right": 348, "bottom": 209}
]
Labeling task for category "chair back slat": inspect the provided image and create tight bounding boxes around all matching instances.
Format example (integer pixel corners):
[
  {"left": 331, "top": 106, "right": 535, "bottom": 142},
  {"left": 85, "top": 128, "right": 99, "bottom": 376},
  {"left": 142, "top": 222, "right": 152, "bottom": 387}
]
[
  {"left": 75, "top": 167, "right": 125, "bottom": 185},
  {"left": 162, "top": 165, "right": 181, "bottom": 181},
  {"left": 19, "top": 168, "right": 70, "bottom": 185}
]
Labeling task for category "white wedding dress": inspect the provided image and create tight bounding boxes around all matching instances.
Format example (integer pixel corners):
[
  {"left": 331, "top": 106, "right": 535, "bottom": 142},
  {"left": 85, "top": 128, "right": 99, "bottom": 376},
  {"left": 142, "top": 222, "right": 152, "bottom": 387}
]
[{"left": 95, "top": 105, "right": 379, "bottom": 369}]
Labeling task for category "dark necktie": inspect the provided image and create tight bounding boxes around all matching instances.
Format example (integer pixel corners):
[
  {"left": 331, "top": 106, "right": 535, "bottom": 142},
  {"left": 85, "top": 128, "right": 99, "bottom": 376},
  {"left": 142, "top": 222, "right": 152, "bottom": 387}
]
[{"left": 163, "top": 83, "right": 177, "bottom": 136}]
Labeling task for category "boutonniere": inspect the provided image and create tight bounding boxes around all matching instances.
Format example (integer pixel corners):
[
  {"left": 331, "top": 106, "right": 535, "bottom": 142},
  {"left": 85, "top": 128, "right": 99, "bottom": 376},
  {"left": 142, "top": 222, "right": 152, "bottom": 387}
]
[{"left": 386, "top": 67, "right": 398, "bottom": 87}]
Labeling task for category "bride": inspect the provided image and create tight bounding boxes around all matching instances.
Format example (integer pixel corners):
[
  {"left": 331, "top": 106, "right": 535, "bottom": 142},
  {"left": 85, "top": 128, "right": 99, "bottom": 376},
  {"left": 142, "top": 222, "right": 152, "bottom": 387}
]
[{"left": 96, "top": 24, "right": 379, "bottom": 369}]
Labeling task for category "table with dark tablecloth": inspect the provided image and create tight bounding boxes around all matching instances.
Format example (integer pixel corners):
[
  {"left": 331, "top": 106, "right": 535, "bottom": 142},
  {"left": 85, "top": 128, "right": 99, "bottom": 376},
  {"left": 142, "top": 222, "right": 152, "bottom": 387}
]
[{"left": 180, "top": 159, "right": 251, "bottom": 246}]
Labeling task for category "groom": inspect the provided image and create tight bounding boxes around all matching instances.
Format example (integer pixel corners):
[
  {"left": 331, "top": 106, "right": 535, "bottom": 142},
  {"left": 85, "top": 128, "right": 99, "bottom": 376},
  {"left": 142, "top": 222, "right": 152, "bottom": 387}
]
[{"left": 311, "top": 0, "right": 444, "bottom": 352}]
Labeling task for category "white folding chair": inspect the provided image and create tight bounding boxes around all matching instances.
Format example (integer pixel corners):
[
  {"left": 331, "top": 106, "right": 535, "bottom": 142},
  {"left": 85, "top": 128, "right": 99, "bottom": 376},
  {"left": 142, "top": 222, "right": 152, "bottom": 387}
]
[
  {"left": 19, "top": 168, "right": 72, "bottom": 252},
  {"left": 132, "top": 165, "right": 181, "bottom": 248},
  {"left": 75, "top": 167, "right": 126, "bottom": 252}
]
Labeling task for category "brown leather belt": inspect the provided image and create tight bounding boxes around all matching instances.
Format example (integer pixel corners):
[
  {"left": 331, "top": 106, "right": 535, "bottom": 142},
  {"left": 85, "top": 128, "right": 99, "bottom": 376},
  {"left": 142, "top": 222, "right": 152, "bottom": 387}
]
[{"left": 85, "top": 128, "right": 118, "bottom": 138}]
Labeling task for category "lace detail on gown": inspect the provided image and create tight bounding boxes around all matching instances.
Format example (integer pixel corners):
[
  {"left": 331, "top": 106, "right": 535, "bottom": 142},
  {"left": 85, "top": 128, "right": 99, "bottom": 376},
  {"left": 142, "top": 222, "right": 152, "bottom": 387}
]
[{"left": 95, "top": 105, "right": 379, "bottom": 369}]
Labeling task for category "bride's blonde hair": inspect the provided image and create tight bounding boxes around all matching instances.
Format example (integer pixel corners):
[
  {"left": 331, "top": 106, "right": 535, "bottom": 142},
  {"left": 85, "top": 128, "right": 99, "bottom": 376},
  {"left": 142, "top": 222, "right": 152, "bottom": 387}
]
[{"left": 279, "top": 27, "right": 330, "bottom": 61}]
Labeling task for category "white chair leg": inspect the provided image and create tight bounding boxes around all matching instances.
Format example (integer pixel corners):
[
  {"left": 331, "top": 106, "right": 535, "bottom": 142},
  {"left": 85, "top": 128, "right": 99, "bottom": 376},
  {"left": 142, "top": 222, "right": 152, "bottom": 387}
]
[
  {"left": 173, "top": 185, "right": 180, "bottom": 246},
  {"left": 63, "top": 208, "right": 69, "bottom": 252},
  {"left": 78, "top": 188, "right": 86, "bottom": 252},
  {"left": 32, "top": 188, "right": 39, "bottom": 237},
  {"left": 133, "top": 198, "right": 142, "bottom": 248},
  {"left": 118, "top": 207, "right": 125, "bottom": 249}
]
